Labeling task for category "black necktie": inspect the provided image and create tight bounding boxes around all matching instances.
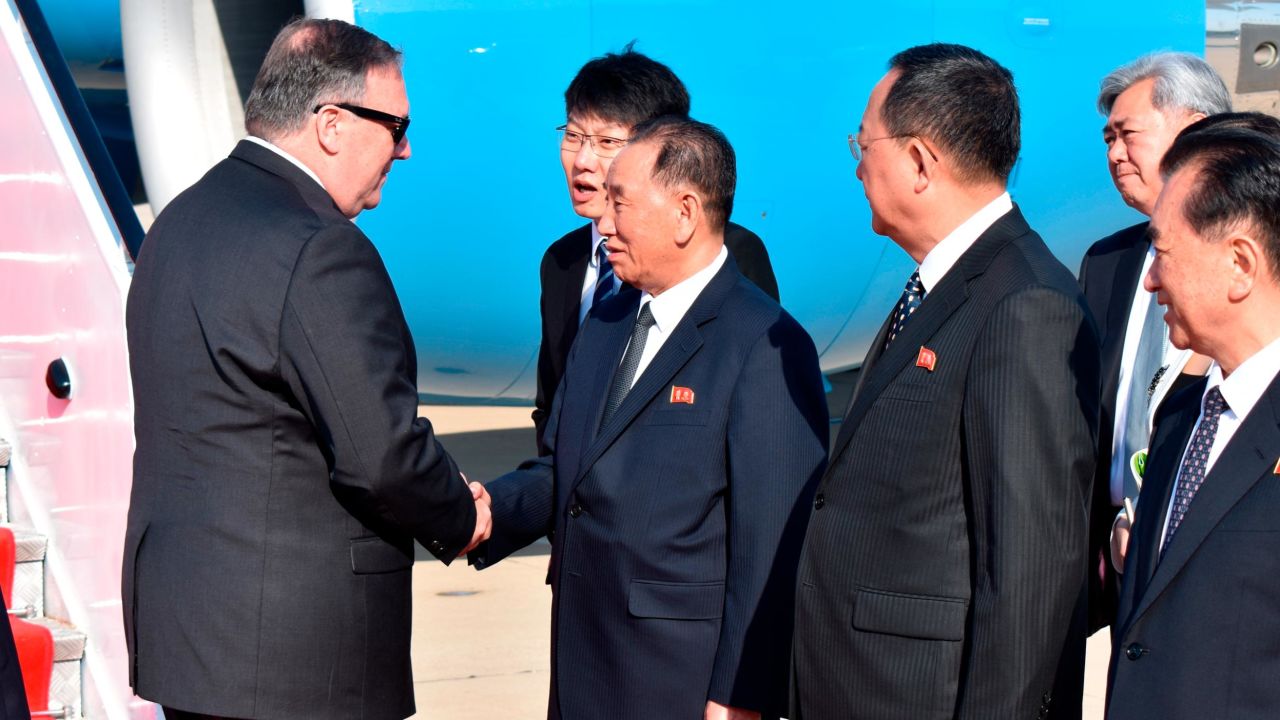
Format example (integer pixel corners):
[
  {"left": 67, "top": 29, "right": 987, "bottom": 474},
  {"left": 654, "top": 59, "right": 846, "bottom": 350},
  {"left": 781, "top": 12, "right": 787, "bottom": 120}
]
[
  {"left": 601, "top": 303, "right": 656, "bottom": 428},
  {"left": 884, "top": 270, "right": 925, "bottom": 350},
  {"left": 1161, "top": 386, "right": 1228, "bottom": 557}
]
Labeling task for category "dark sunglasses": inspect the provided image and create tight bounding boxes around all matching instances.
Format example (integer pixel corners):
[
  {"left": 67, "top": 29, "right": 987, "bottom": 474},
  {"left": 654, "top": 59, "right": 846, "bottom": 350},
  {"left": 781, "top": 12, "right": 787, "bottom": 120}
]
[{"left": 313, "top": 102, "right": 410, "bottom": 144}]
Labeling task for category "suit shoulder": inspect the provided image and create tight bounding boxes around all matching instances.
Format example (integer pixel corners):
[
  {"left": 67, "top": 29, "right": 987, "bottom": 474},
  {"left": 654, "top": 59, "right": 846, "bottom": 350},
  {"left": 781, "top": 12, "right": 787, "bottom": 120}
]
[
  {"left": 725, "top": 222, "right": 765, "bottom": 251},
  {"left": 724, "top": 275, "right": 807, "bottom": 339},
  {"left": 994, "top": 229, "right": 1087, "bottom": 300},
  {"left": 542, "top": 223, "right": 592, "bottom": 268},
  {"left": 1085, "top": 221, "right": 1149, "bottom": 259}
]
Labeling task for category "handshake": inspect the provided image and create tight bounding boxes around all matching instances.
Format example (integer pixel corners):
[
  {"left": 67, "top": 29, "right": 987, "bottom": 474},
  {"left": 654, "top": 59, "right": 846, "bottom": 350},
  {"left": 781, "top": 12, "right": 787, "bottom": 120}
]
[{"left": 460, "top": 479, "right": 493, "bottom": 556}]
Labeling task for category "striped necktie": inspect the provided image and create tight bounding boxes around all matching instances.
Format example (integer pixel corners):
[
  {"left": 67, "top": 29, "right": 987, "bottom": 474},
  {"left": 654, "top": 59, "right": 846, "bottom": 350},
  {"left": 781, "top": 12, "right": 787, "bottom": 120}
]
[
  {"left": 600, "top": 303, "right": 656, "bottom": 429},
  {"left": 592, "top": 242, "right": 616, "bottom": 308}
]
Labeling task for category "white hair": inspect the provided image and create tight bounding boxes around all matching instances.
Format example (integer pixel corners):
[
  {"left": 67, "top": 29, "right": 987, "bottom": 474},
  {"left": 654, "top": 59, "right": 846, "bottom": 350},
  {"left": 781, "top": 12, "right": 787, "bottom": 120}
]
[{"left": 1097, "top": 51, "right": 1231, "bottom": 117}]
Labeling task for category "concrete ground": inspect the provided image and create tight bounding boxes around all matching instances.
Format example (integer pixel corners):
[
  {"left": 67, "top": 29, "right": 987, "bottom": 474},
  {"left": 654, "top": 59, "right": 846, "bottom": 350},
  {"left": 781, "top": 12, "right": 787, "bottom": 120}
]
[{"left": 408, "top": 398, "right": 1111, "bottom": 719}]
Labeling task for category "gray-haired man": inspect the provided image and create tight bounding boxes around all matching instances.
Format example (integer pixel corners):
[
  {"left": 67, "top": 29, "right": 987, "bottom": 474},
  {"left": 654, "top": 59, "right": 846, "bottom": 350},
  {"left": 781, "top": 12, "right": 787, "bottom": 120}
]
[
  {"left": 1079, "top": 51, "right": 1229, "bottom": 635},
  {"left": 124, "top": 18, "right": 487, "bottom": 720}
]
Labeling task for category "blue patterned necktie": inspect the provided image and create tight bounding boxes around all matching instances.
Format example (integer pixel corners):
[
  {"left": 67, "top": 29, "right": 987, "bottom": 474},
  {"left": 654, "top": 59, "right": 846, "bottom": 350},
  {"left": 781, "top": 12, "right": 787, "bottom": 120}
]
[
  {"left": 600, "top": 303, "right": 656, "bottom": 429},
  {"left": 592, "top": 242, "right": 617, "bottom": 308},
  {"left": 1161, "top": 386, "right": 1228, "bottom": 557},
  {"left": 884, "top": 271, "right": 925, "bottom": 350}
]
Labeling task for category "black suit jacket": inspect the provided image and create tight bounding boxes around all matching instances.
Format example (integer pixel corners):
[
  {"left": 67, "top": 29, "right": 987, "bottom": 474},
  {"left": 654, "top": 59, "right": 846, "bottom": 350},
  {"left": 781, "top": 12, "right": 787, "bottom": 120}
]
[
  {"left": 124, "top": 140, "right": 475, "bottom": 719},
  {"left": 0, "top": 596, "right": 29, "bottom": 718},
  {"left": 533, "top": 222, "right": 778, "bottom": 454},
  {"left": 793, "top": 207, "right": 1101, "bottom": 720},
  {"left": 1107, "top": 374, "right": 1280, "bottom": 719},
  {"left": 1078, "top": 221, "right": 1150, "bottom": 633},
  {"left": 476, "top": 258, "right": 827, "bottom": 719}
]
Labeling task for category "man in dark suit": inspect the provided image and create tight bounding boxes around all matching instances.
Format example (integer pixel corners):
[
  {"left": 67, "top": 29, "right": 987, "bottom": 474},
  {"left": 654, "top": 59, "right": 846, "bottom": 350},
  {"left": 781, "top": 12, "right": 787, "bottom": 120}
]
[
  {"left": 535, "top": 46, "right": 778, "bottom": 455},
  {"left": 123, "top": 19, "right": 486, "bottom": 720},
  {"left": 1106, "top": 127, "right": 1280, "bottom": 719},
  {"left": 1079, "top": 52, "right": 1229, "bottom": 634},
  {"left": 472, "top": 117, "right": 828, "bottom": 720},
  {"left": 792, "top": 44, "right": 1100, "bottom": 719}
]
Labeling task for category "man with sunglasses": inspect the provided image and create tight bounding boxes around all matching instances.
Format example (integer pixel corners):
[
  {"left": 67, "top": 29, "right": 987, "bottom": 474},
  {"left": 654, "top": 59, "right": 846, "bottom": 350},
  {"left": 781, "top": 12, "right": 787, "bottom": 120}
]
[
  {"left": 124, "top": 18, "right": 486, "bottom": 720},
  {"left": 534, "top": 45, "right": 779, "bottom": 455}
]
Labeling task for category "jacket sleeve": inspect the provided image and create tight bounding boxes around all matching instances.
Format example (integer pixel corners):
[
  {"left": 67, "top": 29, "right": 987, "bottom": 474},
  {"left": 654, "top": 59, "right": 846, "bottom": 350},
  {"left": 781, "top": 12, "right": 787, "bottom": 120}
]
[
  {"left": 708, "top": 316, "right": 828, "bottom": 715},
  {"left": 956, "top": 287, "right": 1101, "bottom": 718},
  {"left": 279, "top": 223, "right": 475, "bottom": 562}
]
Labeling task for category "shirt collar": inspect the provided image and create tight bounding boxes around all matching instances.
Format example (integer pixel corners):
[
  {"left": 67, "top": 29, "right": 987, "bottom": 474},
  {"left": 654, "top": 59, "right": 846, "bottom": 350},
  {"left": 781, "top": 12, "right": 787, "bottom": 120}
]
[
  {"left": 640, "top": 246, "right": 729, "bottom": 335},
  {"left": 1208, "top": 334, "right": 1280, "bottom": 420},
  {"left": 245, "top": 136, "right": 326, "bottom": 190},
  {"left": 589, "top": 223, "right": 605, "bottom": 269},
  {"left": 917, "top": 192, "right": 1013, "bottom": 293}
]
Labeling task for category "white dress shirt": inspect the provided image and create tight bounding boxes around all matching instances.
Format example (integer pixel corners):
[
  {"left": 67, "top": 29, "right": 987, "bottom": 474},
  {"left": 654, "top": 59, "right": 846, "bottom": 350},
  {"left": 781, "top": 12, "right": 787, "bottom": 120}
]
[
  {"left": 622, "top": 246, "right": 729, "bottom": 390},
  {"left": 1109, "top": 246, "right": 1183, "bottom": 505},
  {"left": 578, "top": 224, "right": 621, "bottom": 325},
  {"left": 916, "top": 192, "right": 1013, "bottom": 293},
  {"left": 1158, "top": 335, "right": 1280, "bottom": 544},
  {"left": 245, "top": 136, "right": 325, "bottom": 190}
]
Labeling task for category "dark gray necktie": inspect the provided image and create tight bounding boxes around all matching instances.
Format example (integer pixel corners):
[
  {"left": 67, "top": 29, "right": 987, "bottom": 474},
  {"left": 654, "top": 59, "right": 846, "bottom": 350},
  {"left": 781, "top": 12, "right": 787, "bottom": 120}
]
[
  {"left": 1121, "top": 290, "right": 1168, "bottom": 499},
  {"left": 601, "top": 303, "right": 656, "bottom": 428},
  {"left": 1161, "top": 386, "right": 1228, "bottom": 557}
]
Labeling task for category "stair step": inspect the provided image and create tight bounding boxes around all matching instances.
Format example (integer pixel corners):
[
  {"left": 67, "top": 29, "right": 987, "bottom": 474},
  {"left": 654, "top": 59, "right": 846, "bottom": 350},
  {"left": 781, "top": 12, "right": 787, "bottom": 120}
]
[
  {"left": 4, "top": 525, "right": 46, "bottom": 617},
  {"left": 25, "top": 617, "right": 85, "bottom": 662}
]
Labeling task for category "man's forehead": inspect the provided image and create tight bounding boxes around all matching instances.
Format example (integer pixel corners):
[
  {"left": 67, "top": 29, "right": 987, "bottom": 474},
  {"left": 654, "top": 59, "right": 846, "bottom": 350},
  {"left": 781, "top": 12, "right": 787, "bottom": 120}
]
[{"left": 567, "top": 113, "right": 632, "bottom": 135}]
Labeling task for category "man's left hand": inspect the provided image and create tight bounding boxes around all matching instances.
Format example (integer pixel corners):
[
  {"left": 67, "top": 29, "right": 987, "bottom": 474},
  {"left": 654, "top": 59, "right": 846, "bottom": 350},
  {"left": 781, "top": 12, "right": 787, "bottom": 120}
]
[{"left": 705, "top": 700, "right": 760, "bottom": 720}]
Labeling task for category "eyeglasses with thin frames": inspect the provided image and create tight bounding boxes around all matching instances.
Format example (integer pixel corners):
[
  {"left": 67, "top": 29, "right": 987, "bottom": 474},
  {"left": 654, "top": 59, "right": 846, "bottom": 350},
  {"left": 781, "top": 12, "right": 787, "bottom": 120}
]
[
  {"left": 557, "top": 125, "right": 629, "bottom": 158},
  {"left": 313, "top": 102, "right": 410, "bottom": 144},
  {"left": 848, "top": 132, "right": 938, "bottom": 162}
]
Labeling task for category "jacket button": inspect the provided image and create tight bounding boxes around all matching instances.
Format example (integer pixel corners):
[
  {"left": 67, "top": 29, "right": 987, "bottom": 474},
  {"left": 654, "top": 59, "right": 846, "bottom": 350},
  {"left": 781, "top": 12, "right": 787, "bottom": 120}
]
[
  {"left": 1125, "top": 643, "right": 1145, "bottom": 661},
  {"left": 427, "top": 540, "right": 444, "bottom": 553},
  {"left": 814, "top": 493, "right": 825, "bottom": 510},
  {"left": 568, "top": 503, "right": 583, "bottom": 518}
]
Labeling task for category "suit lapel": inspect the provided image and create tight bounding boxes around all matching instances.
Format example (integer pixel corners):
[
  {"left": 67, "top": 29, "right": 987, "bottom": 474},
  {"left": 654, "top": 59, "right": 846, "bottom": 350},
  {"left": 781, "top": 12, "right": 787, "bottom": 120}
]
[
  {"left": 572, "top": 260, "right": 738, "bottom": 488},
  {"left": 831, "top": 307, "right": 896, "bottom": 453},
  {"left": 1123, "top": 381, "right": 1203, "bottom": 624},
  {"left": 829, "top": 206, "right": 1032, "bottom": 465},
  {"left": 1128, "top": 378, "right": 1280, "bottom": 627},
  {"left": 1098, "top": 225, "right": 1151, "bottom": 415},
  {"left": 563, "top": 288, "right": 641, "bottom": 480}
]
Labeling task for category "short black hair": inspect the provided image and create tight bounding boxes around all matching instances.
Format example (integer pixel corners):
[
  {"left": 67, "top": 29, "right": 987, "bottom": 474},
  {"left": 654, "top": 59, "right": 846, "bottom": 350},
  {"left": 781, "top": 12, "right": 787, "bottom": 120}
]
[
  {"left": 883, "top": 43, "right": 1020, "bottom": 184},
  {"left": 629, "top": 116, "right": 735, "bottom": 231},
  {"left": 1161, "top": 126, "right": 1280, "bottom": 274},
  {"left": 1177, "top": 111, "right": 1280, "bottom": 140},
  {"left": 564, "top": 42, "right": 690, "bottom": 128}
]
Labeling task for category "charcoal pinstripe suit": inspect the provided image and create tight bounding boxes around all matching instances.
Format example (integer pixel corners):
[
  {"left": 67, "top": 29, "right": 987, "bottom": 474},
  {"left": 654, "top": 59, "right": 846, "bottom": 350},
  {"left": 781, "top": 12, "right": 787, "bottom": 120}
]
[{"left": 793, "top": 206, "right": 1101, "bottom": 719}]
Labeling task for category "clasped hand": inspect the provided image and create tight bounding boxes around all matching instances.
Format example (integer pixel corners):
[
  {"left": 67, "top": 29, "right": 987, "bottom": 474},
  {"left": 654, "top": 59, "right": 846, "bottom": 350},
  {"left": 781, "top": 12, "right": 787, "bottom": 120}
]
[{"left": 459, "top": 480, "right": 493, "bottom": 556}]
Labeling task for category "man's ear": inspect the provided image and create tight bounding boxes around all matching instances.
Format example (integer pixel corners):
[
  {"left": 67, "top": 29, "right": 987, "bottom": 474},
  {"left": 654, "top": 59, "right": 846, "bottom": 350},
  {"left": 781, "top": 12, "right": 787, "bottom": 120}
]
[
  {"left": 674, "top": 190, "right": 701, "bottom": 247},
  {"left": 908, "top": 138, "right": 936, "bottom": 194},
  {"left": 315, "top": 106, "right": 343, "bottom": 155},
  {"left": 1227, "top": 231, "right": 1264, "bottom": 302}
]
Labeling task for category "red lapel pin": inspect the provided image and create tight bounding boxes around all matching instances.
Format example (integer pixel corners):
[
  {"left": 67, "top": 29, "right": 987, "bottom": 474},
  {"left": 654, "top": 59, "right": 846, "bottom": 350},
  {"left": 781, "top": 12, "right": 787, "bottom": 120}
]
[
  {"left": 916, "top": 346, "right": 937, "bottom": 372},
  {"left": 670, "top": 386, "right": 695, "bottom": 404}
]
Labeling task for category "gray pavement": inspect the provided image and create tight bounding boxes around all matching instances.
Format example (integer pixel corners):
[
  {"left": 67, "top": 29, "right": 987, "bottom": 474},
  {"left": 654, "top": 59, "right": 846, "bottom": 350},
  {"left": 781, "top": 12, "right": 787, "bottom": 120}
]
[{"left": 410, "top": 397, "right": 1110, "bottom": 719}]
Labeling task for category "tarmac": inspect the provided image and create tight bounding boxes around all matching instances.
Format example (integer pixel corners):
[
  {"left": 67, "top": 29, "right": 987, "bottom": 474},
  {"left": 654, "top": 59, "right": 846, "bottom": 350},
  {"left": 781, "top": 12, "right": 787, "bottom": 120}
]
[{"left": 408, "top": 395, "right": 1112, "bottom": 719}]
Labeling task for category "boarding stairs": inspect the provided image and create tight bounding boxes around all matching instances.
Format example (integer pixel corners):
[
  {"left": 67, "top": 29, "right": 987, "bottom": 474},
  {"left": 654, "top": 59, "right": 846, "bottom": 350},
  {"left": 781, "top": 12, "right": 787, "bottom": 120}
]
[{"left": 0, "top": 440, "right": 87, "bottom": 718}]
